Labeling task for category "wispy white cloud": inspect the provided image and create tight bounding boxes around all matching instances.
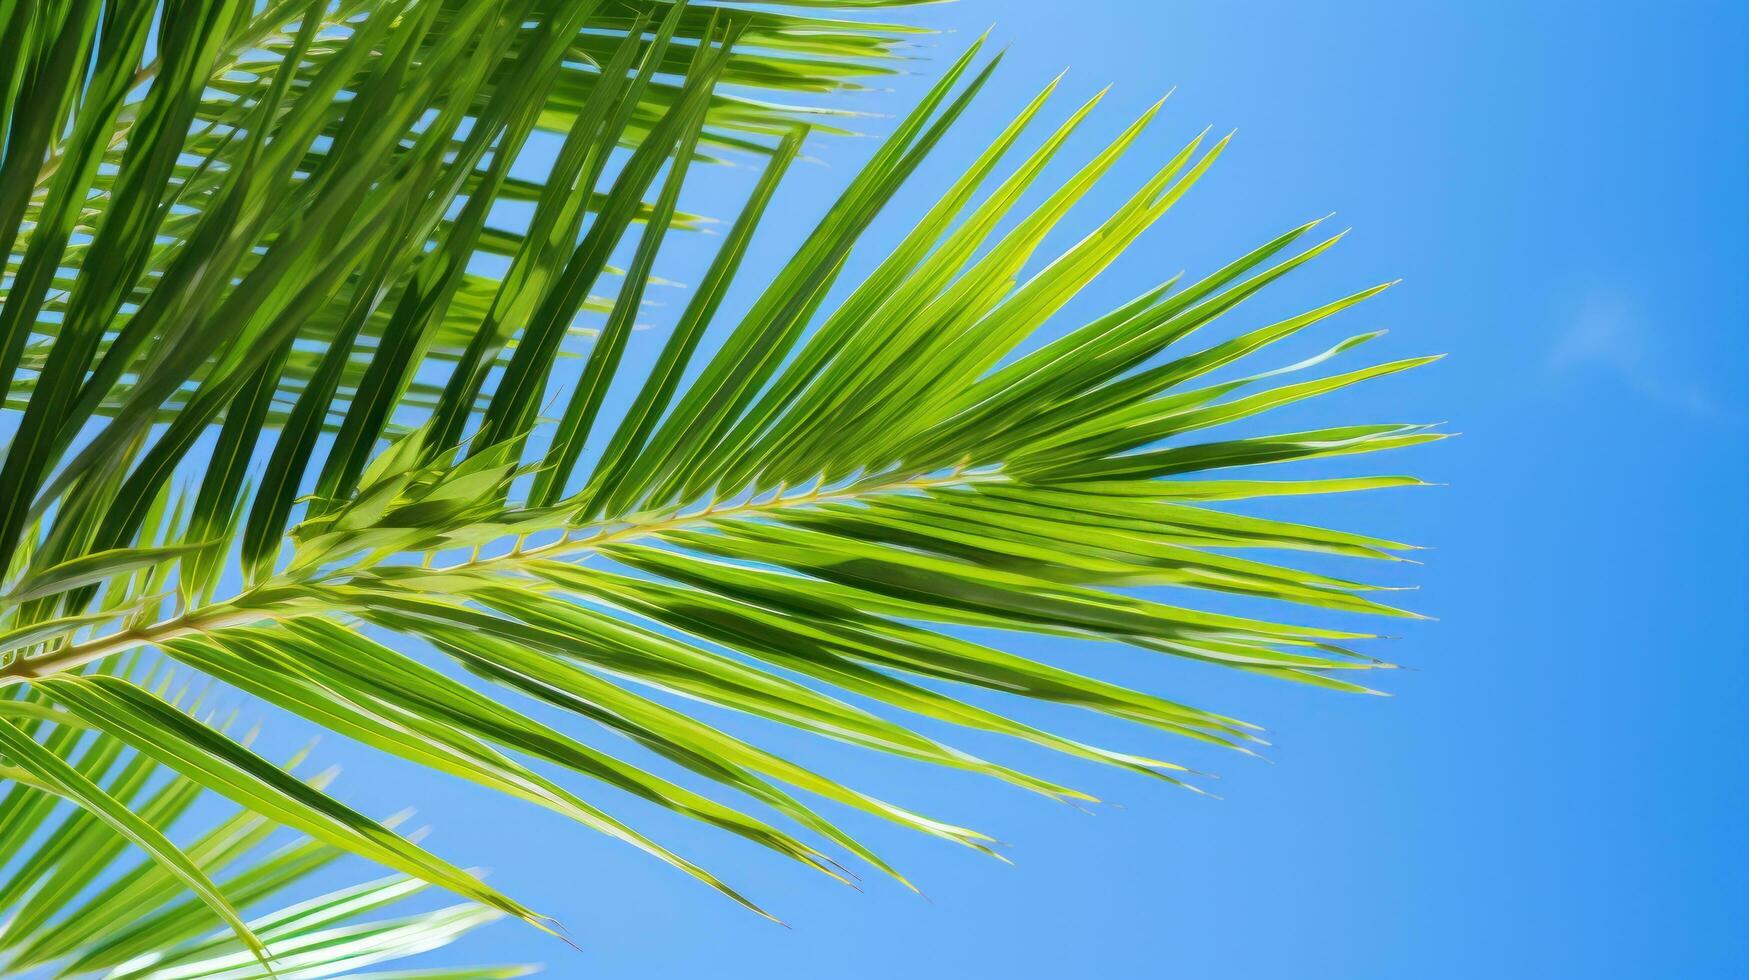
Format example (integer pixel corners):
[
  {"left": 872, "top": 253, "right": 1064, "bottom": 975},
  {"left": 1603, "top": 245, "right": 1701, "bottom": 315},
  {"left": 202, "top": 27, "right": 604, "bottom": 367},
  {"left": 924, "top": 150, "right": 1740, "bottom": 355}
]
[{"left": 1549, "top": 292, "right": 1731, "bottom": 421}]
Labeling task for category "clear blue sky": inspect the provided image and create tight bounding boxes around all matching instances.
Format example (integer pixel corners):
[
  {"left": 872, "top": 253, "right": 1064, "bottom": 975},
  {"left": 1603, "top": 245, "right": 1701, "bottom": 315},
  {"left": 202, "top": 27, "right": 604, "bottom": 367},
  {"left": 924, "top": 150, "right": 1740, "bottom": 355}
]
[{"left": 238, "top": 2, "right": 1747, "bottom": 977}]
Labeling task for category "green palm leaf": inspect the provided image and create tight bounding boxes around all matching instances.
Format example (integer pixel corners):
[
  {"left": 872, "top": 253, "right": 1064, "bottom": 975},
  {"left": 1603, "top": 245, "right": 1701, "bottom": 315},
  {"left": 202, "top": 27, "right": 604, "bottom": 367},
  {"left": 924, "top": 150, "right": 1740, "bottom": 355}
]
[
  {"left": 0, "top": 661, "right": 528, "bottom": 977},
  {"left": 0, "top": 0, "right": 1440, "bottom": 956}
]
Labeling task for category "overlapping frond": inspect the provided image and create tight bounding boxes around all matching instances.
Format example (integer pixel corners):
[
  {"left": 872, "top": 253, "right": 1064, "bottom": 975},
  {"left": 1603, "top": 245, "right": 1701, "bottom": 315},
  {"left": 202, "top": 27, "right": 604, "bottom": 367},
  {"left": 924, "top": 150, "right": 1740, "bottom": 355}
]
[
  {"left": 0, "top": 662, "right": 527, "bottom": 977},
  {"left": 0, "top": 0, "right": 1439, "bottom": 956},
  {"left": 1, "top": 0, "right": 925, "bottom": 435}
]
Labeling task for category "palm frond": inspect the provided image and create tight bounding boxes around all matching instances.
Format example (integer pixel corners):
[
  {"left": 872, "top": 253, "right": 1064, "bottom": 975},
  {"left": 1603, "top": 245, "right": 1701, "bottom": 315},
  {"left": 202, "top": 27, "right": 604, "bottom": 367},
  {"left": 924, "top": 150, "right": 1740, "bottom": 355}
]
[
  {"left": 0, "top": 0, "right": 1440, "bottom": 953},
  {"left": 0, "top": 662, "right": 527, "bottom": 978}
]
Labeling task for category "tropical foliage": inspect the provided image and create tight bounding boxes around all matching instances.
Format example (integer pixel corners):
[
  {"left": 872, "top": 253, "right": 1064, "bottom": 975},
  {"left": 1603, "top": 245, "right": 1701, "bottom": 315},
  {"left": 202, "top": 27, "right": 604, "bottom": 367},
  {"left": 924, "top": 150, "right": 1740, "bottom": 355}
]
[
  {"left": 0, "top": 664, "right": 526, "bottom": 978},
  {"left": 0, "top": 0, "right": 1439, "bottom": 970}
]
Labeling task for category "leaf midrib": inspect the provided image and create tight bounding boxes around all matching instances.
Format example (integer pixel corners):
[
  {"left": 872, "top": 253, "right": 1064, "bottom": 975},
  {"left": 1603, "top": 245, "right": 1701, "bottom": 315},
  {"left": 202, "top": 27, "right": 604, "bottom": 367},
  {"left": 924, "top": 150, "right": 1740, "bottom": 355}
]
[{"left": 0, "top": 464, "right": 1002, "bottom": 685}]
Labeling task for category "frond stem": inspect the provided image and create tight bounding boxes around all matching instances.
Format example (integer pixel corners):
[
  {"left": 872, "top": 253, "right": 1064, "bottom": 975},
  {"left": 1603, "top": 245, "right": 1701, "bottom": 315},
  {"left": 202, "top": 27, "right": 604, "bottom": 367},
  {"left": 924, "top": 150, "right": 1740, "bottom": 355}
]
[
  {"left": 441, "top": 465, "right": 1001, "bottom": 577},
  {"left": 0, "top": 465, "right": 1003, "bottom": 686}
]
